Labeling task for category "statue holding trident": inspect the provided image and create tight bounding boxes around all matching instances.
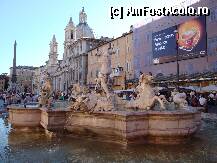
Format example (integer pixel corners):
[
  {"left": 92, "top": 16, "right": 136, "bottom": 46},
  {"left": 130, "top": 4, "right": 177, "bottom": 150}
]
[
  {"left": 94, "top": 49, "right": 113, "bottom": 98},
  {"left": 69, "top": 48, "right": 125, "bottom": 113},
  {"left": 39, "top": 72, "right": 53, "bottom": 108}
]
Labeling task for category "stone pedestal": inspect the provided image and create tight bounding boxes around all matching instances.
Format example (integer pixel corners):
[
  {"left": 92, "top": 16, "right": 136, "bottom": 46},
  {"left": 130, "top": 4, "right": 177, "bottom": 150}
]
[
  {"left": 40, "top": 108, "right": 70, "bottom": 131},
  {"left": 7, "top": 104, "right": 202, "bottom": 145},
  {"left": 8, "top": 105, "right": 41, "bottom": 127},
  {"left": 65, "top": 108, "right": 201, "bottom": 145}
]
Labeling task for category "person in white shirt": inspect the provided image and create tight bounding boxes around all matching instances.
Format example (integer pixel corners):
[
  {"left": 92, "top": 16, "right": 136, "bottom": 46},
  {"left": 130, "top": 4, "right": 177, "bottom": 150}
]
[{"left": 199, "top": 95, "right": 207, "bottom": 107}]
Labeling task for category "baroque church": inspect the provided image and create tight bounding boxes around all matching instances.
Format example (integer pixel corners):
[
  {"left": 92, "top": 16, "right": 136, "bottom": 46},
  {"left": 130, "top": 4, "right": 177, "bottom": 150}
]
[{"left": 45, "top": 8, "right": 110, "bottom": 93}]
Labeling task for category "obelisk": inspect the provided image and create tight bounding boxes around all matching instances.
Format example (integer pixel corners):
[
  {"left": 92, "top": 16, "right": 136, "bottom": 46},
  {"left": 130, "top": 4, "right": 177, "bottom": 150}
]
[{"left": 11, "top": 40, "right": 17, "bottom": 84}]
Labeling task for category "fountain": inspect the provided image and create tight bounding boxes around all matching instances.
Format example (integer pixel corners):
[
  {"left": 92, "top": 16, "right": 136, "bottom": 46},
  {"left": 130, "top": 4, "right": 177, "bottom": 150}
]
[
  {"left": 64, "top": 51, "right": 201, "bottom": 145},
  {"left": 64, "top": 73, "right": 201, "bottom": 144},
  {"left": 7, "top": 50, "right": 202, "bottom": 145}
]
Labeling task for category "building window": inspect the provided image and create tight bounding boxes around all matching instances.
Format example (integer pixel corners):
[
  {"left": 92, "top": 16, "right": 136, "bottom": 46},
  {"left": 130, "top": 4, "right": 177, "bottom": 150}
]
[
  {"left": 116, "top": 48, "right": 119, "bottom": 55},
  {"left": 80, "top": 43, "right": 82, "bottom": 51},
  {"left": 126, "top": 62, "right": 130, "bottom": 72},
  {"left": 71, "top": 31, "right": 74, "bottom": 39},
  {"left": 147, "top": 33, "right": 150, "bottom": 42},
  {"left": 90, "top": 71, "right": 92, "bottom": 77},
  {"left": 79, "top": 72, "right": 82, "bottom": 80},
  {"left": 79, "top": 60, "right": 82, "bottom": 67},
  {"left": 96, "top": 70, "right": 99, "bottom": 77},
  {"left": 127, "top": 47, "right": 130, "bottom": 53},
  {"left": 77, "top": 46, "right": 79, "bottom": 53},
  {"left": 209, "top": 8, "right": 217, "bottom": 22},
  {"left": 208, "top": 36, "right": 217, "bottom": 56},
  {"left": 72, "top": 71, "right": 75, "bottom": 80},
  {"left": 144, "top": 53, "right": 152, "bottom": 66}
]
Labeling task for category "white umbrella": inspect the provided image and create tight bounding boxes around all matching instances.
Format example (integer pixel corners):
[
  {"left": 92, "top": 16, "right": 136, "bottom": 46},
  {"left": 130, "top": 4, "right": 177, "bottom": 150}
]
[
  {"left": 201, "top": 85, "right": 217, "bottom": 92},
  {"left": 179, "top": 86, "right": 199, "bottom": 91}
]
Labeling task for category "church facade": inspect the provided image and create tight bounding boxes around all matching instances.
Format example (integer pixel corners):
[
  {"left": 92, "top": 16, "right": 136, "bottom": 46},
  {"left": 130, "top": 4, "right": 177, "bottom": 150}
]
[{"left": 45, "top": 8, "right": 109, "bottom": 93}]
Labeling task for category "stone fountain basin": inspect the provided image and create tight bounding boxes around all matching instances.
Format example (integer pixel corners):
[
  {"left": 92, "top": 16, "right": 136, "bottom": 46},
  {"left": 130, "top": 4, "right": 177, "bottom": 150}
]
[
  {"left": 7, "top": 104, "right": 202, "bottom": 145},
  {"left": 65, "top": 108, "right": 201, "bottom": 145},
  {"left": 7, "top": 104, "right": 41, "bottom": 127}
]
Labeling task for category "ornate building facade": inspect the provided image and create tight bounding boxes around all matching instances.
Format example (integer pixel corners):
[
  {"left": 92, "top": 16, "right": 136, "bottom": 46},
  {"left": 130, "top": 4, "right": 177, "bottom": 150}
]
[{"left": 45, "top": 8, "right": 110, "bottom": 93}]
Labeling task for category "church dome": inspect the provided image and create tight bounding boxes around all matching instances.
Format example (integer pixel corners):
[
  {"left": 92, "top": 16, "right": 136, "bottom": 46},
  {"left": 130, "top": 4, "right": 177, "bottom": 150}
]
[
  {"left": 76, "top": 7, "right": 94, "bottom": 39},
  {"left": 76, "top": 23, "right": 94, "bottom": 39}
]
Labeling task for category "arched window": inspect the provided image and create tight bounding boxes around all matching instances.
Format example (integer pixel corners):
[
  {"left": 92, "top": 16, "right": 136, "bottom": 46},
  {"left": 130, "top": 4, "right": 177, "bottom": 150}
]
[{"left": 71, "top": 30, "right": 74, "bottom": 39}]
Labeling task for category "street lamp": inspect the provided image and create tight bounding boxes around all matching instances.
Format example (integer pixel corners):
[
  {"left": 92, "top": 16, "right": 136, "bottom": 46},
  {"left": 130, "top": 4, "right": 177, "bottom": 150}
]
[
  {"left": 66, "top": 69, "right": 69, "bottom": 95},
  {"left": 175, "top": 29, "right": 180, "bottom": 91}
]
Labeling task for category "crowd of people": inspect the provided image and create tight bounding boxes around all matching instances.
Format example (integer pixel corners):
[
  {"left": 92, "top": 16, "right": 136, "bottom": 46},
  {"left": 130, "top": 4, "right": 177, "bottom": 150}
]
[
  {"left": 1, "top": 84, "right": 217, "bottom": 113},
  {"left": 0, "top": 92, "right": 39, "bottom": 105},
  {"left": 0, "top": 90, "right": 70, "bottom": 106},
  {"left": 186, "top": 91, "right": 217, "bottom": 112},
  {"left": 117, "top": 88, "right": 217, "bottom": 113}
]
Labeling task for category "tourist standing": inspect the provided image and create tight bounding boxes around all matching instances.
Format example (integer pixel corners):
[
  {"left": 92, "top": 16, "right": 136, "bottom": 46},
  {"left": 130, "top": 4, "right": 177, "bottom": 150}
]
[
  {"left": 23, "top": 97, "right": 27, "bottom": 108},
  {"left": 189, "top": 91, "right": 199, "bottom": 107},
  {"left": 199, "top": 95, "right": 207, "bottom": 107}
]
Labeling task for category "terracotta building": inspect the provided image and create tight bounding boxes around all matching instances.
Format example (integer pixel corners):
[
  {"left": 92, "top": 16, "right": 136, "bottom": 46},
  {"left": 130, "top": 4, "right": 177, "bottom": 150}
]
[
  {"left": 9, "top": 66, "right": 37, "bottom": 93},
  {"left": 87, "top": 30, "right": 133, "bottom": 90},
  {"left": 0, "top": 74, "right": 8, "bottom": 92}
]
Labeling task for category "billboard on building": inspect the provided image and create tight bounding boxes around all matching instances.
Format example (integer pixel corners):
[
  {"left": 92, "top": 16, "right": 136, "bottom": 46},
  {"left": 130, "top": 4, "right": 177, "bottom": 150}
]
[
  {"left": 177, "top": 16, "right": 206, "bottom": 59},
  {"left": 152, "top": 26, "right": 177, "bottom": 64},
  {"left": 152, "top": 16, "right": 207, "bottom": 64}
]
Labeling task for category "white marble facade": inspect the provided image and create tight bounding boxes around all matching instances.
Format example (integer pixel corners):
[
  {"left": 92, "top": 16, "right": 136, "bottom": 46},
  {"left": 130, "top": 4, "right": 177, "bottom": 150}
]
[{"left": 43, "top": 8, "right": 106, "bottom": 93}]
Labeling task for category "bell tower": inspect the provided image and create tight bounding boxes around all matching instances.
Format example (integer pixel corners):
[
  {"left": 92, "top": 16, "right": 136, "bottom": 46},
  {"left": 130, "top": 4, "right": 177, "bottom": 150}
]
[
  {"left": 65, "top": 17, "right": 76, "bottom": 42},
  {"left": 48, "top": 35, "right": 58, "bottom": 67}
]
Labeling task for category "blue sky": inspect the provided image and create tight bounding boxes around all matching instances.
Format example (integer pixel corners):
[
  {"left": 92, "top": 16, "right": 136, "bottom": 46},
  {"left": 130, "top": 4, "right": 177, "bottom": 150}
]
[{"left": 0, "top": 0, "right": 184, "bottom": 74}]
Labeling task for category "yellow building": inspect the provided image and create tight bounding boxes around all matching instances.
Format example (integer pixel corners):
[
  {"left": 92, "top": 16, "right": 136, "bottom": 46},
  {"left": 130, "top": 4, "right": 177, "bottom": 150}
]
[
  {"left": 0, "top": 77, "right": 5, "bottom": 92},
  {"left": 0, "top": 74, "right": 8, "bottom": 92},
  {"left": 87, "top": 30, "right": 133, "bottom": 90}
]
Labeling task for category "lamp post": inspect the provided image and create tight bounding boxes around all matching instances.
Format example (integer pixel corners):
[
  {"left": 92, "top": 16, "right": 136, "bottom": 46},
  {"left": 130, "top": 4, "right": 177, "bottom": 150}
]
[
  {"left": 175, "top": 29, "right": 180, "bottom": 91},
  {"left": 66, "top": 69, "right": 69, "bottom": 95}
]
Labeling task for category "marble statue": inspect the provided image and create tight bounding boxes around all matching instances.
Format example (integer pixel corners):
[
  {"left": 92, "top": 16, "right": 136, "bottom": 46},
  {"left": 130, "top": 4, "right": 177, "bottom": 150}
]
[
  {"left": 68, "top": 46, "right": 192, "bottom": 113},
  {"left": 95, "top": 72, "right": 112, "bottom": 98},
  {"left": 39, "top": 74, "right": 53, "bottom": 108},
  {"left": 69, "top": 49, "right": 124, "bottom": 113},
  {"left": 68, "top": 84, "right": 92, "bottom": 112},
  {"left": 171, "top": 91, "right": 188, "bottom": 109},
  {"left": 127, "top": 73, "right": 166, "bottom": 110}
]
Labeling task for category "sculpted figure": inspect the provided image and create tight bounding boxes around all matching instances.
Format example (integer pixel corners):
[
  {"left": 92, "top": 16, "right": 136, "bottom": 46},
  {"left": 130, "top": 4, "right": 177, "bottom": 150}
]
[
  {"left": 95, "top": 72, "right": 112, "bottom": 98},
  {"left": 171, "top": 91, "right": 188, "bottom": 109},
  {"left": 39, "top": 75, "right": 53, "bottom": 108},
  {"left": 69, "top": 48, "right": 128, "bottom": 113},
  {"left": 68, "top": 84, "right": 91, "bottom": 112},
  {"left": 69, "top": 50, "right": 121, "bottom": 112},
  {"left": 127, "top": 73, "right": 166, "bottom": 110}
]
